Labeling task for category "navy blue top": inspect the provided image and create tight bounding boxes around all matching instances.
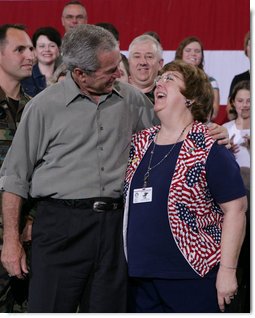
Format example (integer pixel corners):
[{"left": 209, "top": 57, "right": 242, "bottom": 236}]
[
  {"left": 21, "top": 63, "right": 46, "bottom": 97},
  {"left": 127, "top": 141, "right": 246, "bottom": 279}
]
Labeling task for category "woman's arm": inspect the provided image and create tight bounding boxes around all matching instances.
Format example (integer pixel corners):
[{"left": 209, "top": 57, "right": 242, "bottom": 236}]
[{"left": 216, "top": 196, "right": 247, "bottom": 312}]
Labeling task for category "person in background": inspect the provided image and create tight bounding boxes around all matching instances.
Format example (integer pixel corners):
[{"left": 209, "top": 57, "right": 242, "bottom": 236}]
[
  {"left": 223, "top": 81, "right": 250, "bottom": 171},
  {"left": 49, "top": 62, "right": 68, "bottom": 84},
  {"left": 61, "top": 0, "right": 88, "bottom": 33},
  {"left": 119, "top": 53, "right": 130, "bottom": 83},
  {"left": 21, "top": 26, "right": 61, "bottom": 97},
  {"left": 223, "top": 80, "right": 250, "bottom": 313},
  {"left": 223, "top": 80, "right": 251, "bottom": 312},
  {"left": 226, "top": 31, "right": 250, "bottom": 121},
  {"left": 123, "top": 60, "right": 247, "bottom": 313},
  {"left": 95, "top": 22, "right": 119, "bottom": 43},
  {"left": 0, "top": 23, "right": 35, "bottom": 313},
  {"left": 0, "top": 24, "right": 155, "bottom": 313},
  {"left": 143, "top": 31, "right": 161, "bottom": 44},
  {"left": 175, "top": 36, "right": 220, "bottom": 121},
  {"left": 128, "top": 34, "right": 164, "bottom": 106}
]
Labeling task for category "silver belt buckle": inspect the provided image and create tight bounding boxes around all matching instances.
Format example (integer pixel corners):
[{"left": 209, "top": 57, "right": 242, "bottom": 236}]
[{"left": 93, "top": 201, "right": 107, "bottom": 212}]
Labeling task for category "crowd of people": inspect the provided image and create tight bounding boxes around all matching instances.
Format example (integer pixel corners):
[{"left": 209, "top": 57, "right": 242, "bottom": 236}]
[{"left": 0, "top": 0, "right": 250, "bottom": 314}]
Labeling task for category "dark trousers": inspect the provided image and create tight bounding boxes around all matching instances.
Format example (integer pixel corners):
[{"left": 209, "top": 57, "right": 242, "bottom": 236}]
[
  {"left": 128, "top": 277, "right": 220, "bottom": 313},
  {"left": 28, "top": 200, "right": 127, "bottom": 313}
]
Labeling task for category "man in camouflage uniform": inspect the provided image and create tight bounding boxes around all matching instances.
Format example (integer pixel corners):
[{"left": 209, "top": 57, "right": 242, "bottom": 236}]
[{"left": 0, "top": 24, "right": 35, "bottom": 313}]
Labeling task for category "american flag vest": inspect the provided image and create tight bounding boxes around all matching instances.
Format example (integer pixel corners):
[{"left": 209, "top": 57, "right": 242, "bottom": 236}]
[{"left": 123, "top": 121, "right": 224, "bottom": 277}]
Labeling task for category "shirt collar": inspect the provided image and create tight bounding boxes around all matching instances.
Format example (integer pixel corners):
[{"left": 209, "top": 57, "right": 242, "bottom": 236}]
[
  {"left": 112, "top": 80, "right": 124, "bottom": 98},
  {"left": 0, "top": 87, "right": 7, "bottom": 103},
  {"left": 0, "top": 86, "right": 29, "bottom": 104}
]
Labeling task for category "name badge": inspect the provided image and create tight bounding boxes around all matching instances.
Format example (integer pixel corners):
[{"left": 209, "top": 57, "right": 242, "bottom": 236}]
[{"left": 133, "top": 187, "right": 152, "bottom": 203}]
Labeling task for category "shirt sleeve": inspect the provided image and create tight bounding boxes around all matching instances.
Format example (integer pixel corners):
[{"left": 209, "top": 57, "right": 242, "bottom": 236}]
[
  {"left": 209, "top": 76, "right": 219, "bottom": 90},
  {"left": 131, "top": 88, "right": 155, "bottom": 132},
  {"left": 0, "top": 100, "right": 49, "bottom": 198},
  {"left": 206, "top": 143, "right": 247, "bottom": 203}
]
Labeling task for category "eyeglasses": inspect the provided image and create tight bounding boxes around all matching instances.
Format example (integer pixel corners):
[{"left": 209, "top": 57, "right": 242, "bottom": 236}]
[
  {"left": 154, "top": 72, "right": 183, "bottom": 84},
  {"left": 64, "top": 14, "right": 86, "bottom": 21}
]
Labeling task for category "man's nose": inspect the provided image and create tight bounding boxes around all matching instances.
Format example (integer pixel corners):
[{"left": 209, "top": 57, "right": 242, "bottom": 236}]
[
  {"left": 26, "top": 49, "right": 35, "bottom": 61},
  {"left": 114, "top": 67, "right": 121, "bottom": 78},
  {"left": 139, "top": 56, "right": 148, "bottom": 64},
  {"left": 71, "top": 17, "right": 79, "bottom": 22}
]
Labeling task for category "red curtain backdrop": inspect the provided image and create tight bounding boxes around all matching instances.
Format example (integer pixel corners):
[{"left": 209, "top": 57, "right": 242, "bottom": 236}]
[
  {"left": 0, "top": 0, "right": 250, "bottom": 123},
  {"left": 0, "top": 0, "right": 249, "bottom": 50}
]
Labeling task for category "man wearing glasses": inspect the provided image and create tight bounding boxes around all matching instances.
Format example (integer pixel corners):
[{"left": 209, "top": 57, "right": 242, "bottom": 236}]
[{"left": 61, "top": 0, "right": 88, "bottom": 33}]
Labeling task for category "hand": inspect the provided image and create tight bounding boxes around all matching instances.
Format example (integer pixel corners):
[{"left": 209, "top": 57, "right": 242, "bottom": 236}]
[
  {"left": 229, "top": 134, "right": 240, "bottom": 154},
  {"left": 1, "top": 239, "right": 29, "bottom": 279},
  {"left": 242, "top": 134, "right": 250, "bottom": 150},
  {"left": 20, "top": 217, "right": 33, "bottom": 242},
  {"left": 207, "top": 123, "right": 230, "bottom": 148},
  {"left": 216, "top": 266, "right": 238, "bottom": 312}
]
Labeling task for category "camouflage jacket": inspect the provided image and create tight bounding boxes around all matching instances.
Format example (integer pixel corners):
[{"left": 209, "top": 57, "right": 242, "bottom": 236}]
[
  {"left": 0, "top": 86, "right": 30, "bottom": 313},
  {"left": 0, "top": 87, "right": 30, "bottom": 166}
]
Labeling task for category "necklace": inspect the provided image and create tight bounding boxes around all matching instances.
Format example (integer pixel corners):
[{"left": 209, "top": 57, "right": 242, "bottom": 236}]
[{"left": 143, "top": 121, "right": 193, "bottom": 188}]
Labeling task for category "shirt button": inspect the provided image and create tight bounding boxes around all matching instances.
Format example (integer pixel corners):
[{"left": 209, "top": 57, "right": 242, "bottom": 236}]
[
  {"left": 101, "top": 167, "right": 104, "bottom": 171},
  {"left": 100, "top": 126, "right": 104, "bottom": 130}
]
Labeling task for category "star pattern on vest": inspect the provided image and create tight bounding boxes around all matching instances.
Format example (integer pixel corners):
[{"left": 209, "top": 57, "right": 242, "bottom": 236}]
[
  {"left": 123, "top": 181, "right": 129, "bottom": 200},
  {"left": 204, "top": 188, "right": 212, "bottom": 201},
  {"left": 203, "top": 225, "right": 221, "bottom": 243},
  {"left": 129, "top": 144, "right": 135, "bottom": 157},
  {"left": 176, "top": 202, "right": 198, "bottom": 233},
  {"left": 186, "top": 162, "right": 204, "bottom": 187},
  {"left": 148, "top": 133, "right": 155, "bottom": 142},
  {"left": 189, "top": 132, "right": 206, "bottom": 149},
  {"left": 211, "top": 201, "right": 224, "bottom": 215}
]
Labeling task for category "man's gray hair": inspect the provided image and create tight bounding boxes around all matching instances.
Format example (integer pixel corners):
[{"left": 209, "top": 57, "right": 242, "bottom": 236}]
[
  {"left": 128, "top": 34, "right": 163, "bottom": 60},
  {"left": 61, "top": 24, "right": 119, "bottom": 74}
]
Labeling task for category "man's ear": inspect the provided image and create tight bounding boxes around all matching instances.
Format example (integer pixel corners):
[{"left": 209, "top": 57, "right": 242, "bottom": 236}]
[
  {"left": 73, "top": 68, "right": 85, "bottom": 77},
  {"left": 73, "top": 68, "right": 88, "bottom": 82},
  {"left": 159, "top": 59, "right": 164, "bottom": 69}
]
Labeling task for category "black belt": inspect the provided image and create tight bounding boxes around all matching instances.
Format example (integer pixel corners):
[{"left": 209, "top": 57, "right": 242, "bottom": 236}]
[{"left": 38, "top": 197, "right": 123, "bottom": 212}]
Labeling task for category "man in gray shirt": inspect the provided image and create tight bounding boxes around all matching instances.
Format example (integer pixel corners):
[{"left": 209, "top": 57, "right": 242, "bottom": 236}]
[{"left": 0, "top": 24, "right": 153, "bottom": 313}]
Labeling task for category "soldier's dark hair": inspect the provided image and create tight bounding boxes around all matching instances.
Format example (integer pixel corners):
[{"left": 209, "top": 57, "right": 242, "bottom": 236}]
[{"left": 0, "top": 24, "right": 26, "bottom": 47}]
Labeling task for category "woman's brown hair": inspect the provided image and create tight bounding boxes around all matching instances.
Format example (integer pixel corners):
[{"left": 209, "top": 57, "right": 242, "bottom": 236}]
[
  {"left": 159, "top": 60, "right": 213, "bottom": 122},
  {"left": 175, "top": 36, "right": 205, "bottom": 69}
]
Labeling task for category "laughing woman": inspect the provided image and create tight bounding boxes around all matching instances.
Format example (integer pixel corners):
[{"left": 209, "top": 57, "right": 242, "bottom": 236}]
[{"left": 123, "top": 60, "right": 247, "bottom": 313}]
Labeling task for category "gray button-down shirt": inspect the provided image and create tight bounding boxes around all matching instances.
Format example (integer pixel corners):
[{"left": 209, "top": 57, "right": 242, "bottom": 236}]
[{"left": 0, "top": 73, "right": 154, "bottom": 199}]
